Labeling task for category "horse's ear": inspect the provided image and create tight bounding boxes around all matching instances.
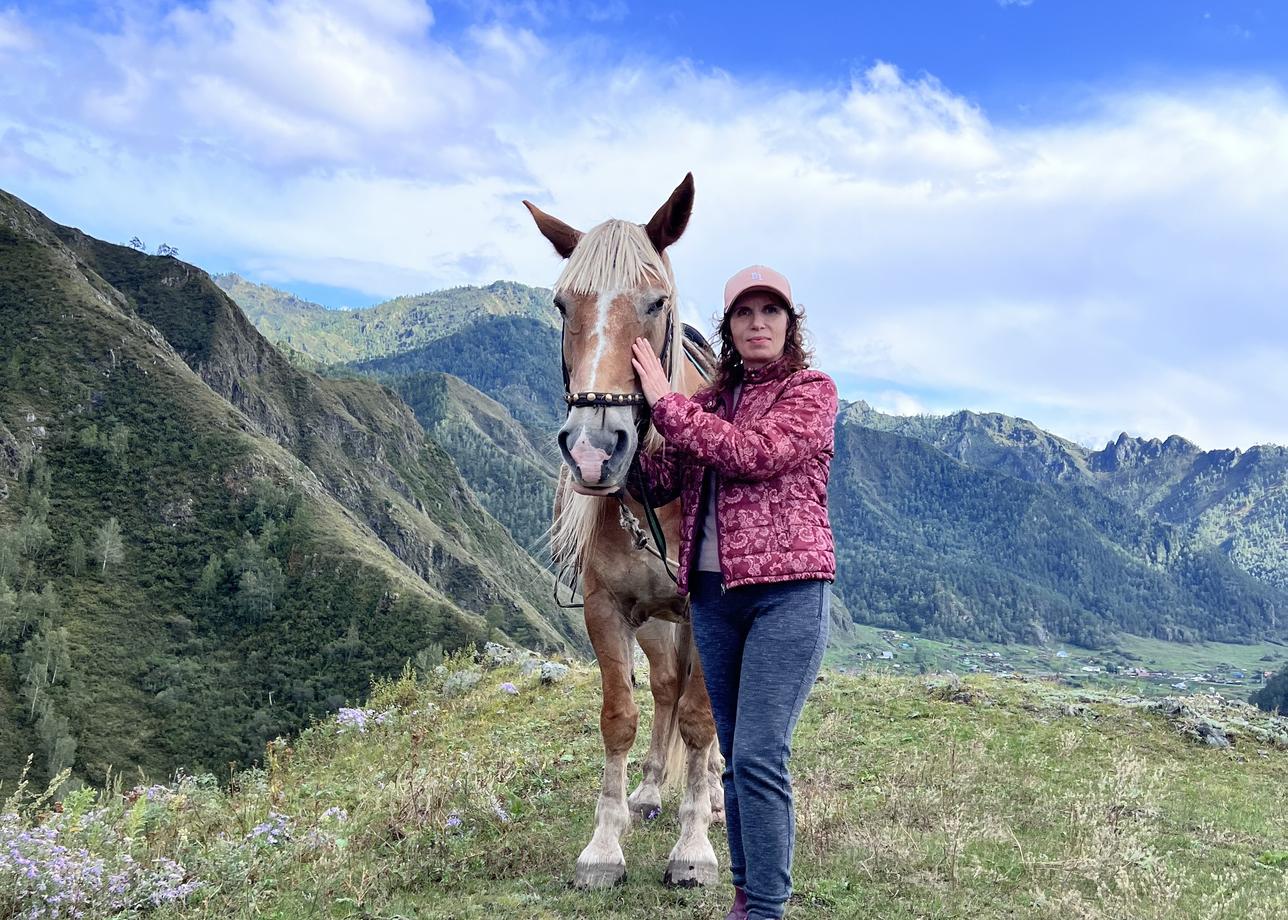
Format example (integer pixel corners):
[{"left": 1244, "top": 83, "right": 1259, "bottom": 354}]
[
  {"left": 523, "top": 200, "right": 583, "bottom": 259},
  {"left": 645, "top": 172, "right": 694, "bottom": 254}
]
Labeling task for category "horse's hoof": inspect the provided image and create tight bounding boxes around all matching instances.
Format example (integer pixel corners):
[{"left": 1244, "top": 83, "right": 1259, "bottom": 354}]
[
  {"left": 663, "top": 859, "right": 719, "bottom": 888},
  {"left": 575, "top": 862, "right": 627, "bottom": 889}
]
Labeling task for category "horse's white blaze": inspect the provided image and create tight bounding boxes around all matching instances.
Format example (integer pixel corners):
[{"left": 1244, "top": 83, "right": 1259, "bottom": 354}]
[{"left": 584, "top": 287, "right": 621, "bottom": 391}]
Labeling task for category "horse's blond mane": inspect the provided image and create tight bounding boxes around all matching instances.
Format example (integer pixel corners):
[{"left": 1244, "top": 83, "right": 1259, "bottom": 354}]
[
  {"left": 555, "top": 219, "right": 672, "bottom": 296},
  {"left": 548, "top": 218, "right": 687, "bottom": 576}
]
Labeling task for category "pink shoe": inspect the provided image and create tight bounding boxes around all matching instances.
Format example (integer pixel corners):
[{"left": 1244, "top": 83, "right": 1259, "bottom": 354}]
[{"left": 724, "top": 885, "right": 749, "bottom": 920}]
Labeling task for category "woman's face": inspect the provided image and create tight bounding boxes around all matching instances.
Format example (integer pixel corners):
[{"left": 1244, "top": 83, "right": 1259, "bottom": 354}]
[{"left": 729, "top": 291, "right": 789, "bottom": 369}]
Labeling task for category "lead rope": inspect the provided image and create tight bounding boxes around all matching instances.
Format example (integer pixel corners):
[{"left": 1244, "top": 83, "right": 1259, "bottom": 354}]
[{"left": 625, "top": 333, "right": 717, "bottom": 586}]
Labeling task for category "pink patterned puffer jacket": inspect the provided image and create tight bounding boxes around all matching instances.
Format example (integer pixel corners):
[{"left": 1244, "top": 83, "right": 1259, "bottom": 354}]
[{"left": 639, "top": 355, "right": 838, "bottom": 596}]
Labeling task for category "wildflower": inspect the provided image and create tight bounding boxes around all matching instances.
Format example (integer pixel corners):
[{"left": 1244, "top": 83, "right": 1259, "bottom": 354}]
[
  {"left": 335, "top": 708, "right": 369, "bottom": 732},
  {"left": 445, "top": 813, "right": 462, "bottom": 829},
  {"left": 335, "top": 707, "right": 393, "bottom": 732},
  {"left": 499, "top": 682, "right": 518, "bottom": 695},
  {"left": 320, "top": 807, "right": 348, "bottom": 823},
  {"left": 245, "top": 812, "right": 291, "bottom": 846},
  {"left": 492, "top": 798, "right": 512, "bottom": 823}
]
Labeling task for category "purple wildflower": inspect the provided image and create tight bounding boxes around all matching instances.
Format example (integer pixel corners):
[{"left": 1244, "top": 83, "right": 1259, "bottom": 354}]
[
  {"left": 335, "top": 708, "right": 369, "bottom": 732},
  {"left": 335, "top": 707, "right": 394, "bottom": 732},
  {"left": 499, "top": 682, "right": 518, "bottom": 695},
  {"left": 245, "top": 811, "right": 291, "bottom": 846}
]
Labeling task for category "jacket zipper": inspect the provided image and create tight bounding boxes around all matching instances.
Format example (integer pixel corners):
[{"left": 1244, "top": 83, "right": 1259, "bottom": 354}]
[{"left": 716, "top": 381, "right": 745, "bottom": 595}]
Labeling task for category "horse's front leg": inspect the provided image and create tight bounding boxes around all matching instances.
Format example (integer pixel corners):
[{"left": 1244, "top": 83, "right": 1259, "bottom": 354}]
[
  {"left": 575, "top": 594, "right": 637, "bottom": 889},
  {"left": 663, "top": 628, "right": 720, "bottom": 887},
  {"left": 628, "top": 617, "right": 680, "bottom": 821}
]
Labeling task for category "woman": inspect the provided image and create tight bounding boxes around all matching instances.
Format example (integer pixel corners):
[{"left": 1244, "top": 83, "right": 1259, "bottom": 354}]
[{"left": 630, "top": 264, "right": 838, "bottom": 920}]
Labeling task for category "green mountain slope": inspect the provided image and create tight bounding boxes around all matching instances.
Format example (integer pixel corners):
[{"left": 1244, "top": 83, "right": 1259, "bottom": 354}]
[
  {"left": 0, "top": 189, "right": 583, "bottom": 788},
  {"left": 830, "top": 420, "right": 1286, "bottom": 645},
  {"left": 844, "top": 402, "right": 1288, "bottom": 591},
  {"left": 54, "top": 221, "right": 581, "bottom": 649},
  {"left": 377, "top": 371, "right": 559, "bottom": 558},
  {"left": 344, "top": 316, "right": 566, "bottom": 435},
  {"left": 213, "top": 274, "right": 559, "bottom": 366}
]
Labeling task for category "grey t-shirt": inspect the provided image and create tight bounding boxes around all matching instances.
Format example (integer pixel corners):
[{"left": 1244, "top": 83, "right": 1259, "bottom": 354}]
[{"left": 694, "top": 383, "right": 742, "bottom": 573}]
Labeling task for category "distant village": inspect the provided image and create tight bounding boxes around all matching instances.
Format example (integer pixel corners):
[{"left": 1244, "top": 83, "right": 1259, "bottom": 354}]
[{"left": 839, "top": 629, "right": 1278, "bottom": 695}]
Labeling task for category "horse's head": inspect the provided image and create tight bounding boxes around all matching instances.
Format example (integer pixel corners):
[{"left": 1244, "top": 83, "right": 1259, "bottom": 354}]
[{"left": 524, "top": 174, "right": 694, "bottom": 495}]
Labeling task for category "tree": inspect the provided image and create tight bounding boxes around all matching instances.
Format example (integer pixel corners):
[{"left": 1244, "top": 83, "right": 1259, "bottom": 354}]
[
  {"left": 68, "top": 535, "right": 87, "bottom": 577},
  {"left": 484, "top": 602, "right": 507, "bottom": 641},
  {"left": 155, "top": 243, "right": 178, "bottom": 257},
  {"left": 106, "top": 425, "right": 131, "bottom": 465},
  {"left": 197, "top": 554, "right": 222, "bottom": 609},
  {"left": 93, "top": 517, "right": 124, "bottom": 574},
  {"left": 128, "top": 237, "right": 146, "bottom": 252},
  {"left": 0, "top": 579, "right": 18, "bottom": 644},
  {"left": 1251, "top": 665, "right": 1288, "bottom": 715}
]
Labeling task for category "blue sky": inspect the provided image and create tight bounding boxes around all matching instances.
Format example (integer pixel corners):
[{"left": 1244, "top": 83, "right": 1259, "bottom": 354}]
[
  {"left": 431, "top": 1, "right": 1286, "bottom": 117},
  {"left": 3, "top": 1, "right": 1288, "bottom": 451}
]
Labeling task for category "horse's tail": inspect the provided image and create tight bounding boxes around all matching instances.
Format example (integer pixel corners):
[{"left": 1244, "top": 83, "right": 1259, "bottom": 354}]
[{"left": 661, "top": 619, "right": 696, "bottom": 790}]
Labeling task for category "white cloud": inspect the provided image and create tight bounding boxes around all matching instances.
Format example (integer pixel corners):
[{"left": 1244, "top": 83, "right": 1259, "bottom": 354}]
[
  {"left": 0, "top": 6, "right": 34, "bottom": 52},
  {"left": 867, "top": 390, "right": 938, "bottom": 418},
  {"left": 3, "top": 5, "right": 1288, "bottom": 450}
]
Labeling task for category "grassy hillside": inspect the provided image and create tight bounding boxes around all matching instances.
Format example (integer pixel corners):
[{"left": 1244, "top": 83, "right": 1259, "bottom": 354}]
[
  {"left": 3, "top": 655, "right": 1287, "bottom": 918},
  {"left": 382, "top": 371, "right": 559, "bottom": 557}
]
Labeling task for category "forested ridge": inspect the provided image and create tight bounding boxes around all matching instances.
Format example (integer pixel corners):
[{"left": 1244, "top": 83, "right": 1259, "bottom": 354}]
[{"left": 0, "top": 189, "right": 583, "bottom": 789}]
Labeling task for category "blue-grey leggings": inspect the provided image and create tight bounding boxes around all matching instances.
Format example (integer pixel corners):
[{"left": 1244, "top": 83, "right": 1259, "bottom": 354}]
[{"left": 690, "top": 572, "right": 830, "bottom": 920}]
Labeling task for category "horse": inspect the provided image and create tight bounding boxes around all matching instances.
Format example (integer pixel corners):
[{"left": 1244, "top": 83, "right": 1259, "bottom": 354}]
[{"left": 523, "top": 174, "right": 724, "bottom": 889}]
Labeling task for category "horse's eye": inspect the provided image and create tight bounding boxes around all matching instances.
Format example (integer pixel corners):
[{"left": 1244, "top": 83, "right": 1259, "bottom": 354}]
[{"left": 647, "top": 297, "right": 667, "bottom": 316}]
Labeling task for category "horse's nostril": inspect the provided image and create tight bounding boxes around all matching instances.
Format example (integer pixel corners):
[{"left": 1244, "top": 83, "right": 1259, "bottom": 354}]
[{"left": 615, "top": 429, "right": 628, "bottom": 459}]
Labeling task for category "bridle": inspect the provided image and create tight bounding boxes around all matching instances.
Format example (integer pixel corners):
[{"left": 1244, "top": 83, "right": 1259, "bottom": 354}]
[{"left": 554, "top": 301, "right": 684, "bottom": 606}]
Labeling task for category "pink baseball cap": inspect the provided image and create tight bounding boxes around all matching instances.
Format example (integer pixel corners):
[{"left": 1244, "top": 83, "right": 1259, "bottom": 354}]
[{"left": 723, "top": 264, "right": 793, "bottom": 313}]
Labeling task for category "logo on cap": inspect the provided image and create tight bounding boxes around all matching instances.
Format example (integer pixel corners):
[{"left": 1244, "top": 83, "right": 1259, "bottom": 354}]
[{"left": 750, "top": 272, "right": 762, "bottom": 280}]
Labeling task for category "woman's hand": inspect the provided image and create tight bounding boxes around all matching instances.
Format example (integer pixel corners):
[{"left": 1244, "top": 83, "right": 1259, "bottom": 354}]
[{"left": 631, "top": 337, "right": 672, "bottom": 407}]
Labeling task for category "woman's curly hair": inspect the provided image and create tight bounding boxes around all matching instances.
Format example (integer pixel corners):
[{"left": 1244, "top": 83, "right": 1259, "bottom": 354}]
[{"left": 710, "top": 295, "right": 814, "bottom": 394}]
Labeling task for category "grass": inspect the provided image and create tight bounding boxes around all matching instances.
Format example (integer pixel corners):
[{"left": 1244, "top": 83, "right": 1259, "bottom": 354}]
[{"left": 4, "top": 652, "right": 1287, "bottom": 919}]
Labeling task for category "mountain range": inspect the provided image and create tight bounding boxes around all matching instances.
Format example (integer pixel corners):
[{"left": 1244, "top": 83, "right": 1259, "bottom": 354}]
[
  {"left": 2, "top": 189, "right": 1286, "bottom": 790},
  {"left": 214, "top": 268, "right": 1288, "bottom": 650}
]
